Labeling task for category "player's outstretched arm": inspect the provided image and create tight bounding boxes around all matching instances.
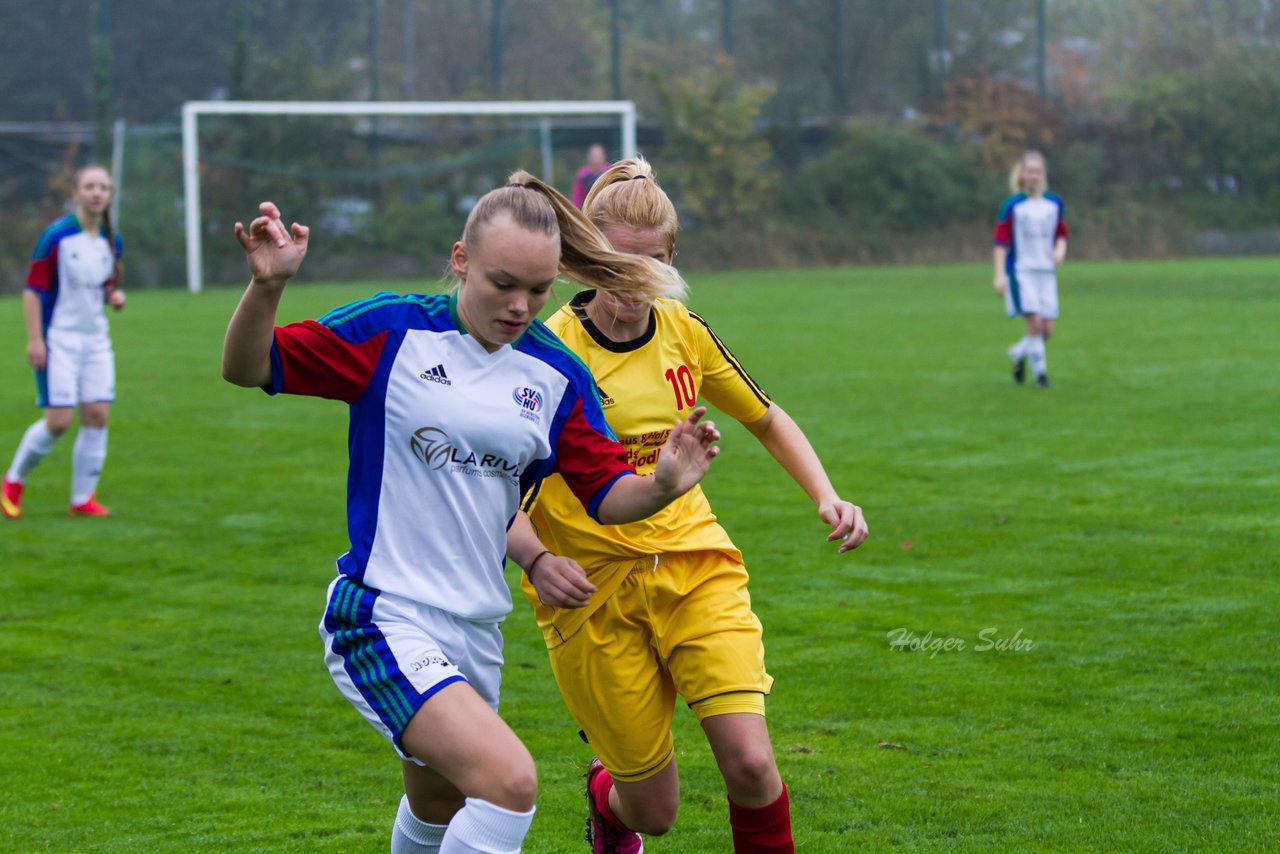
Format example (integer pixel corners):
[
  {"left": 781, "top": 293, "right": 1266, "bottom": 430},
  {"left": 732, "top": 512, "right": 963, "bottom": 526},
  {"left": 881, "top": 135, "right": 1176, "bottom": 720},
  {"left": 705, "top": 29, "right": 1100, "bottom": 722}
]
[
  {"left": 222, "top": 202, "right": 310, "bottom": 388},
  {"left": 743, "top": 404, "right": 869, "bottom": 553},
  {"left": 595, "top": 406, "right": 720, "bottom": 525},
  {"left": 507, "top": 512, "right": 597, "bottom": 609}
]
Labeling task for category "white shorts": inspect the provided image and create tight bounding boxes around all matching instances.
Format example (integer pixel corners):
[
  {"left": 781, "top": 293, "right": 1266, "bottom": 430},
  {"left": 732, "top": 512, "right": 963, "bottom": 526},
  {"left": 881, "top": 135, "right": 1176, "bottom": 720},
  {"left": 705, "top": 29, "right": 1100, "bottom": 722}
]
[
  {"left": 37, "top": 329, "right": 115, "bottom": 408},
  {"left": 1006, "top": 268, "right": 1059, "bottom": 320},
  {"left": 319, "top": 575, "right": 504, "bottom": 763}
]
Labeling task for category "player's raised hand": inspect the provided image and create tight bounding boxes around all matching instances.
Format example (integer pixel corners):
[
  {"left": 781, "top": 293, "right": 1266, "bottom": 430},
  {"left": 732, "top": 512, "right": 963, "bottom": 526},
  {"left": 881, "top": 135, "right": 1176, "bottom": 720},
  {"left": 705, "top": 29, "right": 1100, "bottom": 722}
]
[
  {"left": 820, "top": 498, "right": 868, "bottom": 554},
  {"left": 654, "top": 406, "right": 720, "bottom": 497},
  {"left": 235, "top": 201, "right": 309, "bottom": 288},
  {"left": 528, "top": 553, "right": 597, "bottom": 609}
]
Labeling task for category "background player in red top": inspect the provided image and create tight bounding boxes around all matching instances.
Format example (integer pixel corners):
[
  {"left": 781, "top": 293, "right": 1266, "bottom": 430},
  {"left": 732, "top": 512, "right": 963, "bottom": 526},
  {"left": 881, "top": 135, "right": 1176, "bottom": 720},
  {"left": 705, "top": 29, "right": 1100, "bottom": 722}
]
[
  {"left": 993, "top": 150, "right": 1069, "bottom": 387},
  {"left": 508, "top": 158, "right": 868, "bottom": 853},
  {"left": 2, "top": 164, "right": 125, "bottom": 520},
  {"left": 222, "top": 173, "right": 721, "bottom": 854},
  {"left": 572, "top": 143, "right": 612, "bottom": 209}
]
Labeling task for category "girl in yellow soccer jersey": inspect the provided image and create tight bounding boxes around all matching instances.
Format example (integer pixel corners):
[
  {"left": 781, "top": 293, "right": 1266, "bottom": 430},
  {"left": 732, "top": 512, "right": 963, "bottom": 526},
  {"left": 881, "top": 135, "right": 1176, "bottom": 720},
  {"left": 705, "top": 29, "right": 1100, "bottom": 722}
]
[{"left": 507, "top": 158, "right": 868, "bottom": 854}]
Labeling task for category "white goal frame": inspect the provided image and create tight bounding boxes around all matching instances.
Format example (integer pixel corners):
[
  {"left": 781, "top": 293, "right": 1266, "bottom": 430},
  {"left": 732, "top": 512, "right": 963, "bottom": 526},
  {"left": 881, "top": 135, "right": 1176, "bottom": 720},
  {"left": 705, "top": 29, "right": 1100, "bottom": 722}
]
[{"left": 181, "top": 100, "right": 638, "bottom": 292}]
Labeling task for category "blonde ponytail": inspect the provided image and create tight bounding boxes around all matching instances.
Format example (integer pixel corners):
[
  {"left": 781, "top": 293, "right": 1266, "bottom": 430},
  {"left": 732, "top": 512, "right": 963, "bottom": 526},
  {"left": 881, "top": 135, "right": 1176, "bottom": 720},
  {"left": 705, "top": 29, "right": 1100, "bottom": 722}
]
[
  {"left": 581, "top": 157, "right": 680, "bottom": 258},
  {"left": 459, "top": 170, "right": 686, "bottom": 302}
]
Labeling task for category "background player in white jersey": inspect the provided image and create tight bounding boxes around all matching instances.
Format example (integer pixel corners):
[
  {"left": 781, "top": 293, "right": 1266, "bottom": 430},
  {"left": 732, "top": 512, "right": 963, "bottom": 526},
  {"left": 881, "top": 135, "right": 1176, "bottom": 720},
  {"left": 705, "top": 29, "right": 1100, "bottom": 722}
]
[
  {"left": 507, "top": 158, "right": 868, "bottom": 854},
  {"left": 993, "top": 150, "right": 1069, "bottom": 387},
  {"left": 222, "top": 174, "right": 721, "bottom": 854},
  {"left": 2, "top": 164, "right": 125, "bottom": 520}
]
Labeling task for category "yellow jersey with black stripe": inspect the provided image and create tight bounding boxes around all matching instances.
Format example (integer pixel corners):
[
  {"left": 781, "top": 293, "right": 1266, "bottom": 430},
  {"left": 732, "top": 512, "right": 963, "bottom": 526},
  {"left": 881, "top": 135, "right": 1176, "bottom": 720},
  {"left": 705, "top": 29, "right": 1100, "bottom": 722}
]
[{"left": 522, "top": 291, "right": 771, "bottom": 643}]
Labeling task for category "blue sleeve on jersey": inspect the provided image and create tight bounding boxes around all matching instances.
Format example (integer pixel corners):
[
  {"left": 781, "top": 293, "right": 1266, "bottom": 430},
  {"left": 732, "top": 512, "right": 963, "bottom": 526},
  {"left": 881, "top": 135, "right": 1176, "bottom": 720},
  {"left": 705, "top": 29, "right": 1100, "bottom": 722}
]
[{"left": 318, "top": 291, "right": 453, "bottom": 343}]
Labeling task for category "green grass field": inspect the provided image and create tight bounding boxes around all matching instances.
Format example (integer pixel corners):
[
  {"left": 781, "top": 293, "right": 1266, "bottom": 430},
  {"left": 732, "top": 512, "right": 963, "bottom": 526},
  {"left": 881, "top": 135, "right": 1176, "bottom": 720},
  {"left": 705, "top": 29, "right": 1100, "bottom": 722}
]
[{"left": 2, "top": 258, "right": 1277, "bottom": 852}]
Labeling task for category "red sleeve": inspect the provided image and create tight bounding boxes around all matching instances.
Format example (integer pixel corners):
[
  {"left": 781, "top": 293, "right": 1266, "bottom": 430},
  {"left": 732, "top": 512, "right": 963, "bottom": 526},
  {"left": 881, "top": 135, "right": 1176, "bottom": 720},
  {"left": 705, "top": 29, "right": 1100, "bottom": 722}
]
[
  {"left": 993, "top": 219, "right": 1012, "bottom": 246},
  {"left": 1056, "top": 219, "right": 1069, "bottom": 240},
  {"left": 26, "top": 250, "right": 56, "bottom": 292},
  {"left": 554, "top": 398, "right": 634, "bottom": 520},
  {"left": 270, "top": 319, "right": 387, "bottom": 403}
]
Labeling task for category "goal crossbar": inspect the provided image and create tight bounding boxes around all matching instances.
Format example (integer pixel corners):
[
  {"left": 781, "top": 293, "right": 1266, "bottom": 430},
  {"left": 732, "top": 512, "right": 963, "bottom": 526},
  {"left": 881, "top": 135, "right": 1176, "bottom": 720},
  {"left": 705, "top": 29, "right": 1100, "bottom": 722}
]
[{"left": 182, "top": 100, "right": 638, "bottom": 292}]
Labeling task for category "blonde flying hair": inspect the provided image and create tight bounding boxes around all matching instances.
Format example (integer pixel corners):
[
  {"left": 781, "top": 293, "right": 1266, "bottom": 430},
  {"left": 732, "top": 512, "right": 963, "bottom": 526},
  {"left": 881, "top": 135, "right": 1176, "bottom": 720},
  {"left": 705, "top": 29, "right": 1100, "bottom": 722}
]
[
  {"left": 1009, "top": 150, "right": 1049, "bottom": 194},
  {"left": 581, "top": 156, "right": 680, "bottom": 258},
  {"left": 456, "top": 169, "right": 686, "bottom": 301}
]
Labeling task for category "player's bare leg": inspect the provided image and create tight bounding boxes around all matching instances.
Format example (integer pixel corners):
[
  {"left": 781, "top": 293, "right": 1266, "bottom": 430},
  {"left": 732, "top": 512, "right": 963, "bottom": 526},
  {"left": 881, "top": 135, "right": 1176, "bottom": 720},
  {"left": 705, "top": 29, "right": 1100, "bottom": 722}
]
[
  {"left": 397, "top": 681, "right": 536, "bottom": 852},
  {"left": 703, "top": 713, "right": 793, "bottom": 853}
]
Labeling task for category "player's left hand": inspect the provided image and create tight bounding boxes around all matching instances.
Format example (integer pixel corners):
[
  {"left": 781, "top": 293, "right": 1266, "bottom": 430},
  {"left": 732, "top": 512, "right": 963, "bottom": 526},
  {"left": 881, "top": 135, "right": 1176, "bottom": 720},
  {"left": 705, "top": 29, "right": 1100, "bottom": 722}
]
[
  {"left": 654, "top": 406, "right": 720, "bottom": 497},
  {"left": 529, "top": 554, "right": 597, "bottom": 609},
  {"left": 106, "top": 288, "right": 126, "bottom": 311},
  {"left": 820, "top": 499, "right": 868, "bottom": 553}
]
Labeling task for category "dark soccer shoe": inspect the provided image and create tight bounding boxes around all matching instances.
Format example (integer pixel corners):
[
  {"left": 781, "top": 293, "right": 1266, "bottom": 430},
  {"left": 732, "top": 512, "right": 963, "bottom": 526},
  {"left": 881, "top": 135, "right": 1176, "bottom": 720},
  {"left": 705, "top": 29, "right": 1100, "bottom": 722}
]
[
  {"left": 1035, "top": 374, "right": 1051, "bottom": 388},
  {"left": 1012, "top": 357, "right": 1027, "bottom": 384}
]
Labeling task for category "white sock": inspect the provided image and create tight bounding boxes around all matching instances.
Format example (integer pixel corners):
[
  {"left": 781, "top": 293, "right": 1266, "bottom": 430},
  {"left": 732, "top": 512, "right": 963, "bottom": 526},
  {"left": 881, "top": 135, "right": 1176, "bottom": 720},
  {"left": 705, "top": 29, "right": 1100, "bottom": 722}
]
[
  {"left": 7, "top": 419, "right": 60, "bottom": 483},
  {"left": 1028, "top": 336, "right": 1048, "bottom": 378},
  {"left": 391, "top": 795, "right": 449, "bottom": 853},
  {"left": 70, "top": 426, "right": 108, "bottom": 506},
  {"left": 1008, "top": 335, "right": 1031, "bottom": 361},
  {"left": 440, "top": 798, "right": 534, "bottom": 854}
]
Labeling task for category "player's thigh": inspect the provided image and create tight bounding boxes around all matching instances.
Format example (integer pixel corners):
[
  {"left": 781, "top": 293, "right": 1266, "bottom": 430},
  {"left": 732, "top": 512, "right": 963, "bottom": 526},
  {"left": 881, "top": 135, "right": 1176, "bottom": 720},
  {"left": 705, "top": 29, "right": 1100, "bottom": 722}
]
[
  {"left": 42, "top": 332, "right": 83, "bottom": 410},
  {"left": 656, "top": 553, "right": 773, "bottom": 706},
  {"left": 400, "top": 681, "right": 536, "bottom": 812},
  {"left": 1024, "top": 270, "right": 1058, "bottom": 320},
  {"left": 319, "top": 577, "right": 503, "bottom": 759},
  {"left": 78, "top": 335, "right": 115, "bottom": 407},
  {"left": 548, "top": 578, "right": 677, "bottom": 783}
]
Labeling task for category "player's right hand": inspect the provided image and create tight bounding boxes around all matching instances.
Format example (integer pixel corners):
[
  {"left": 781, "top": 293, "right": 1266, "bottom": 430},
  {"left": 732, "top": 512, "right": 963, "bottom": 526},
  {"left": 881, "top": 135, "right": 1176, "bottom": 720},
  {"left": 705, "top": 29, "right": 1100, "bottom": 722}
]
[
  {"left": 529, "top": 554, "right": 597, "bottom": 609},
  {"left": 993, "top": 273, "right": 1008, "bottom": 297},
  {"left": 235, "top": 201, "right": 309, "bottom": 288},
  {"left": 26, "top": 340, "right": 46, "bottom": 370}
]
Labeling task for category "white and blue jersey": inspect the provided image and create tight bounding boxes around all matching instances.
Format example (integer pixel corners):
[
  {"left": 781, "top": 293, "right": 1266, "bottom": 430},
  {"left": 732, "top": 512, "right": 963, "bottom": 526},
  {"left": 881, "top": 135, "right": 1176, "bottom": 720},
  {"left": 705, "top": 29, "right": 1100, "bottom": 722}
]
[
  {"left": 994, "top": 192, "right": 1068, "bottom": 273},
  {"left": 268, "top": 291, "right": 634, "bottom": 622},
  {"left": 26, "top": 214, "right": 122, "bottom": 338}
]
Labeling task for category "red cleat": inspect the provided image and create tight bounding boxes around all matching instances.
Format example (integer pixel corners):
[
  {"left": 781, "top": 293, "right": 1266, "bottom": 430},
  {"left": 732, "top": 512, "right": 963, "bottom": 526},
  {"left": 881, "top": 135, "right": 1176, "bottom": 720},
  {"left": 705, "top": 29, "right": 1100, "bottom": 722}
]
[
  {"left": 1, "top": 478, "right": 22, "bottom": 520},
  {"left": 69, "top": 495, "right": 111, "bottom": 517}
]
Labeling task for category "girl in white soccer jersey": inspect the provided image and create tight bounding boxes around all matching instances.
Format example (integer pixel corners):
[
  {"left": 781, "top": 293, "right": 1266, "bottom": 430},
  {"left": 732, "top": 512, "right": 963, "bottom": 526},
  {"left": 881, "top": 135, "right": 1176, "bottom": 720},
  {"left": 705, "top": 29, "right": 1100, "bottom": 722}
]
[
  {"left": 993, "top": 149, "right": 1069, "bottom": 387},
  {"left": 506, "top": 158, "right": 869, "bottom": 854},
  {"left": 221, "top": 174, "right": 721, "bottom": 854},
  {"left": 2, "top": 164, "right": 125, "bottom": 520}
]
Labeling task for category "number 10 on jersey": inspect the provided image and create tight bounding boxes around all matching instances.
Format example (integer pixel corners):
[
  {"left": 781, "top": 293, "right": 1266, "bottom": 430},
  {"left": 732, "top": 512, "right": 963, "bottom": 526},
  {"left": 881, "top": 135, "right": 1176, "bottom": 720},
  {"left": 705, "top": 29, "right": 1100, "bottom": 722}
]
[{"left": 665, "top": 365, "right": 697, "bottom": 409}]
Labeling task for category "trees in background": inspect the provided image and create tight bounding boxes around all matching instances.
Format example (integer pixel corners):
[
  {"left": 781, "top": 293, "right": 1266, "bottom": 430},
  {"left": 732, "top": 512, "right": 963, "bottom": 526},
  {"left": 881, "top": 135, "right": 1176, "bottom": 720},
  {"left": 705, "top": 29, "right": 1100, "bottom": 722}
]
[{"left": 3, "top": 0, "right": 1280, "bottom": 283}]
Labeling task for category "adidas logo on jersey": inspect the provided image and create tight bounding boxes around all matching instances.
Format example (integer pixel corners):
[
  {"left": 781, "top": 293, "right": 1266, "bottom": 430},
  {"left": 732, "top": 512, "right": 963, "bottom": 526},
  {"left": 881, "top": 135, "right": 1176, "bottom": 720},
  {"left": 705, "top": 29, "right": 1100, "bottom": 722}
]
[
  {"left": 420, "top": 364, "right": 451, "bottom": 385},
  {"left": 597, "top": 386, "right": 616, "bottom": 407}
]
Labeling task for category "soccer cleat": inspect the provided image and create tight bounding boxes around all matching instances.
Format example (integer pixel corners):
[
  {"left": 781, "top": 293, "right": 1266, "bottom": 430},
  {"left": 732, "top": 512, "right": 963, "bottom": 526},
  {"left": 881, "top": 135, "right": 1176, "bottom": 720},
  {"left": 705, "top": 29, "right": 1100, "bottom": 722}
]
[
  {"left": 1, "top": 478, "right": 22, "bottom": 520},
  {"left": 1035, "top": 374, "right": 1051, "bottom": 388},
  {"left": 586, "top": 758, "right": 643, "bottom": 854},
  {"left": 69, "top": 495, "right": 111, "bottom": 517},
  {"left": 1012, "top": 356, "right": 1027, "bottom": 384}
]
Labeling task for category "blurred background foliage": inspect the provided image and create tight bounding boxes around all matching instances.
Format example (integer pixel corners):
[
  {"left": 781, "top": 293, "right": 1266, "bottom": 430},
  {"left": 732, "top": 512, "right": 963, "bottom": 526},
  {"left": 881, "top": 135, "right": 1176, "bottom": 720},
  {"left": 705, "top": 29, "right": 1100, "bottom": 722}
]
[{"left": 2, "top": 0, "right": 1279, "bottom": 289}]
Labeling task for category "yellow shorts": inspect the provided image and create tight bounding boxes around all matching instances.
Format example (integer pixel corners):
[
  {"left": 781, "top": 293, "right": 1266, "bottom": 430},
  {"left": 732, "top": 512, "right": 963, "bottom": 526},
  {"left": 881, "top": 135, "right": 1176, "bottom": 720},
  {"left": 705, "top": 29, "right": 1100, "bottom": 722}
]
[{"left": 547, "top": 550, "right": 773, "bottom": 783}]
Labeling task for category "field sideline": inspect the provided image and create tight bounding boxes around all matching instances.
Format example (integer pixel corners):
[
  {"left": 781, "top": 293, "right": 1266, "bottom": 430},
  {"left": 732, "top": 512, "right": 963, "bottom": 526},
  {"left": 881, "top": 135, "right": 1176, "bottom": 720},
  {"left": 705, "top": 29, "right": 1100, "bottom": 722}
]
[{"left": 1, "top": 258, "right": 1276, "bottom": 852}]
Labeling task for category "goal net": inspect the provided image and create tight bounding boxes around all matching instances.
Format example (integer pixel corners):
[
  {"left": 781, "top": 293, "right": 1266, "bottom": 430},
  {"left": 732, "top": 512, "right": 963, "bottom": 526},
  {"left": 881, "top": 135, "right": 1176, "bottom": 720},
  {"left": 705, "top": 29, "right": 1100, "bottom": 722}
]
[{"left": 182, "top": 101, "right": 637, "bottom": 292}]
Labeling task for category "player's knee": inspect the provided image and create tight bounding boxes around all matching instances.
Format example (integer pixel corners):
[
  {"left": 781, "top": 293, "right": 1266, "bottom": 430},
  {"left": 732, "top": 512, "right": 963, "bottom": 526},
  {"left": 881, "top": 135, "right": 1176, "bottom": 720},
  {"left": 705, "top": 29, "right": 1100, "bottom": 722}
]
[
  {"left": 488, "top": 760, "right": 538, "bottom": 812},
  {"left": 628, "top": 799, "right": 678, "bottom": 836},
  {"left": 44, "top": 413, "right": 72, "bottom": 436},
  {"left": 721, "top": 747, "right": 780, "bottom": 800}
]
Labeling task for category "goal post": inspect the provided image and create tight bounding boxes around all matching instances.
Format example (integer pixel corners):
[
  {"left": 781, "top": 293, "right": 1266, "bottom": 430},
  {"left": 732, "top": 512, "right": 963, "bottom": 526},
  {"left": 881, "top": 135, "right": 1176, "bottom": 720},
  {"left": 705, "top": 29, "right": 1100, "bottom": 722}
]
[{"left": 181, "top": 100, "right": 638, "bottom": 293}]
